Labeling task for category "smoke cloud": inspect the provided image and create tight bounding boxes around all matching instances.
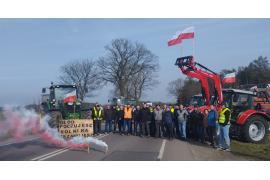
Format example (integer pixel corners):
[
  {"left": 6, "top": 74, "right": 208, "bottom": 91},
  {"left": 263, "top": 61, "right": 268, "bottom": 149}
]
[{"left": 0, "top": 107, "right": 108, "bottom": 153}]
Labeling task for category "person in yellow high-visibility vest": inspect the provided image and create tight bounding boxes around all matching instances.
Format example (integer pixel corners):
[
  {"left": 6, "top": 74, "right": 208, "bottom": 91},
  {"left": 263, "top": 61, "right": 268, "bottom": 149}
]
[
  {"left": 217, "top": 103, "right": 231, "bottom": 151},
  {"left": 92, "top": 104, "right": 104, "bottom": 135}
]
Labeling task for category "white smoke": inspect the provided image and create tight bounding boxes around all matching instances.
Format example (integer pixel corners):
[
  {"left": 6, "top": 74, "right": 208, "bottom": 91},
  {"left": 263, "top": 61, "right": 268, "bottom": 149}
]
[{"left": 0, "top": 107, "right": 108, "bottom": 153}]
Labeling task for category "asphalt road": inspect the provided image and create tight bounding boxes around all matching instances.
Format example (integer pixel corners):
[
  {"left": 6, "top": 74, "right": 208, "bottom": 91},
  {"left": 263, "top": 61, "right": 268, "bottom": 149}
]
[{"left": 0, "top": 134, "right": 255, "bottom": 161}]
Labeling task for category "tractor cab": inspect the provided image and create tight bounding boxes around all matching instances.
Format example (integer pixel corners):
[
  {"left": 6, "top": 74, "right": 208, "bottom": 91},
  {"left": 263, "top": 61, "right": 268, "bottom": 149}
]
[
  {"left": 222, "top": 89, "right": 255, "bottom": 121},
  {"left": 41, "top": 83, "right": 82, "bottom": 121}
]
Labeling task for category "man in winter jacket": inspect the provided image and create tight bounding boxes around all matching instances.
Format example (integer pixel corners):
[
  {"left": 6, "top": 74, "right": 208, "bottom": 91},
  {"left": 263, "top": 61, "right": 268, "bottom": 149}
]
[
  {"left": 163, "top": 107, "right": 174, "bottom": 140},
  {"left": 104, "top": 105, "right": 114, "bottom": 133},
  {"left": 133, "top": 105, "right": 142, "bottom": 136},
  {"left": 140, "top": 104, "right": 151, "bottom": 137},
  {"left": 207, "top": 105, "right": 218, "bottom": 148},
  {"left": 175, "top": 104, "right": 189, "bottom": 140},
  {"left": 154, "top": 105, "right": 163, "bottom": 138}
]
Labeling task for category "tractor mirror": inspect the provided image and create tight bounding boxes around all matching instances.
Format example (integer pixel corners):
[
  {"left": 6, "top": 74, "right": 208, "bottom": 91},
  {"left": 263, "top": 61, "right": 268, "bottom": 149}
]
[{"left": 42, "top": 88, "right": 46, "bottom": 93}]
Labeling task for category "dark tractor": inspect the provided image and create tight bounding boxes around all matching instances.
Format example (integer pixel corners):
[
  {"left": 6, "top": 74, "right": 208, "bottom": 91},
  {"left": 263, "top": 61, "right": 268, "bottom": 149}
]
[{"left": 41, "top": 83, "right": 91, "bottom": 128}]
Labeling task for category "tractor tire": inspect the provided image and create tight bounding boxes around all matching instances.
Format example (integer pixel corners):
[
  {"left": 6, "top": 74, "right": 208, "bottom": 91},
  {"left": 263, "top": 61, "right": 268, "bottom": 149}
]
[
  {"left": 243, "top": 115, "right": 269, "bottom": 144},
  {"left": 48, "top": 111, "right": 63, "bottom": 128}
]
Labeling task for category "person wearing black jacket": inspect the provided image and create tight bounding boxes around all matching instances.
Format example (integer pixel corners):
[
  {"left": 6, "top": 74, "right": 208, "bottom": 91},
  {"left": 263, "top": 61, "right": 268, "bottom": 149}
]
[
  {"left": 173, "top": 105, "right": 180, "bottom": 138},
  {"left": 196, "top": 109, "right": 205, "bottom": 143},
  {"left": 114, "top": 105, "right": 124, "bottom": 134},
  {"left": 104, "top": 105, "right": 114, "bottom": 133},
  {"left": 133, "top": 105, "right": 142, "bottom": 136},
  {"left": 163, "top": 107, "right": 174, "bottom": 140},
  {"left": 189, "top": 106, "right": 204, "bottom": 140},
  {"left": 140, "top": 104, "right": 151, "bottom": 137}
]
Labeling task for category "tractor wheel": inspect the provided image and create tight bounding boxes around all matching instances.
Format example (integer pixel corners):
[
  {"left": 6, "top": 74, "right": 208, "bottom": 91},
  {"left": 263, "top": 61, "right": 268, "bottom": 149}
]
[
  {"left": 48, "top": 111, "right": 62, "bottom": 128},
  {"left": 243, "top": 115, "right": 269, "bottom": 144}
]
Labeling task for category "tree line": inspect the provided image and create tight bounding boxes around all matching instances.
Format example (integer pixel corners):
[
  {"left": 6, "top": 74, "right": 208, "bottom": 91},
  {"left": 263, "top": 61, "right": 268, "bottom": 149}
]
[
  {"left": 168, "top": 56, "right": 270, "bottom": 104},
  {"left": 59, "top": 38, "right": 159, "bottom": 102}
]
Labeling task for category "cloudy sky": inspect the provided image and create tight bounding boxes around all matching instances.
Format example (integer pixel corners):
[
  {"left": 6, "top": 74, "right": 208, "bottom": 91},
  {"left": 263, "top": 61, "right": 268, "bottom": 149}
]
[{"left": 0, "top": 19, "right": 270, "bottom": 106}]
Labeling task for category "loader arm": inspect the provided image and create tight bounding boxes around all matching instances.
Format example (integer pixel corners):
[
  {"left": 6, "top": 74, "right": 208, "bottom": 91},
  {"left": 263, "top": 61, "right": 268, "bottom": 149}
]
[{"left": 175, "top": 56, "right": 223, "bottom": 105}]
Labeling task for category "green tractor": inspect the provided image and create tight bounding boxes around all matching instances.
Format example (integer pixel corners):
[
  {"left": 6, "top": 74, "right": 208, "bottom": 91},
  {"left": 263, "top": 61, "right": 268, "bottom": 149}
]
[{"left": 41, "top": 82, "right": 91, "bottom": 128}]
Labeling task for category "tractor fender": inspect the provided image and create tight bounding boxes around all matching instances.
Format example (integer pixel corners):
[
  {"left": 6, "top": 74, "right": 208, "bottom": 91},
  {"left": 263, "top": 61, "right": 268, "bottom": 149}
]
[{"left": 236, "top": 109, "right": 270, "bottom": 125}]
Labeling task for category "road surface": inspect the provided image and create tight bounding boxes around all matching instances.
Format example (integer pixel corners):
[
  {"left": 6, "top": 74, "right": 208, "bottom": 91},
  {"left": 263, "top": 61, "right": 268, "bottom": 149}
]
[{"left": 0, "top": 134, "right": 255, "bottom": 161}]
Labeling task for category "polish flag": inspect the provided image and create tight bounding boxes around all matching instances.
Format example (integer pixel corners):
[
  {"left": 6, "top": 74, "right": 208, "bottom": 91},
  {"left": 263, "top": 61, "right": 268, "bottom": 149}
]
[
  {"left": 223, "top": 72, "right": 236, "bottom": 84},
  {"left": 168, "top": 26, "right": 195, "bottom": 46},
  {"left": 63, "top": 90, "right": 77, "bottom": 103}
]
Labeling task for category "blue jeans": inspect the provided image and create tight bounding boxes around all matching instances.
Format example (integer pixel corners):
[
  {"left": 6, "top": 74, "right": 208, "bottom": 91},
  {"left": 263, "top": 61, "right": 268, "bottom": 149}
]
[
  {"left": 124, "top": 119, "right": 131, "bottom": 134},
  {"left": 178, "top": 121, "right": 187, "bottom": 139},
  {"left": 219, "top": 124, "right": 230, "bottom": 149},
  {"left": 105, "top": 120, "right": 112, "bottom": 132}
]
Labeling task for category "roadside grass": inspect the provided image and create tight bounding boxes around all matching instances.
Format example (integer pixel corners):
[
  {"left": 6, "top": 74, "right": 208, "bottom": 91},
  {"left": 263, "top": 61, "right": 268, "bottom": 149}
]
[{"left": 231, "top": 136, "right": 270, "bottom": 160}]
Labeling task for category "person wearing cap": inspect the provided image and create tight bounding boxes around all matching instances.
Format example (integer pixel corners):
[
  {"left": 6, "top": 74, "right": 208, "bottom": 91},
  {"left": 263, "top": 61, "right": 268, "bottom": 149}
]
[
  {"left": 92, "top": 103, "right": 104, "bottom": 135},
  {"left": 217, "top": 103, "right": 231, "bottom": 151}
]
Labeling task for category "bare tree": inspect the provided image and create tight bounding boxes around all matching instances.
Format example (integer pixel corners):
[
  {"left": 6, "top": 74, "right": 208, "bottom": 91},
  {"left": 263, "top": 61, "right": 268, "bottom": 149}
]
[
  {"left": 128, "top": 68, "right": 159, "bottom": 102},
  {"left": 167, "top": 78, "right": 184, "bottom": 99},
  {"left": 167, "top": 78, "right": 201, "bottom": 104},
  {"left": 59, "top": 59, "right": 102, "bottom": 101},
  {"left": 98, "top": 38, "right": 159, "bottom": 100}
]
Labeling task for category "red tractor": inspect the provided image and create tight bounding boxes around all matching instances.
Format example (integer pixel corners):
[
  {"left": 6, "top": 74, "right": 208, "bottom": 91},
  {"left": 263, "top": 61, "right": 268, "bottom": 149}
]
[{"left": 175, "top": 56, "right": 270, "bottom": 143}]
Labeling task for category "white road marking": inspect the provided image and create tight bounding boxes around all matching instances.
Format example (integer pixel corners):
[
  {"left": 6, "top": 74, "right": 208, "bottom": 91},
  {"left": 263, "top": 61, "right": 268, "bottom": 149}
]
[
  {"left": 31, "top": 133, "right": 109, "bottom": 161},
  {"left": 31, "top": 147, "right": 69, "bottom": 160},
  {"left": 0, "top": 137, "right": 40, "bottom": 147},
  {"left": 38, "top": 149, "right": 70, "bottom": 161},
  {"left": 157, "top": 139, "right": 166, "bottom": 161}
]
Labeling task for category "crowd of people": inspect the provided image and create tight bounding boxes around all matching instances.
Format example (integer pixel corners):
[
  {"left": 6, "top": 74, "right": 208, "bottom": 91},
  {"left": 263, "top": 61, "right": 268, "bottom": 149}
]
[{"left": 91, "top": 102, "right": 231, "bottom": 151}]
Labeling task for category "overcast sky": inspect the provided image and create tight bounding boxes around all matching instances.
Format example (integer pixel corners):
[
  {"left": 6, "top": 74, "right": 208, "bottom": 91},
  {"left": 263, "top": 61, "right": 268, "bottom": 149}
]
[{"left": 0, "top": 19, "right": 270, "bottom": 106}]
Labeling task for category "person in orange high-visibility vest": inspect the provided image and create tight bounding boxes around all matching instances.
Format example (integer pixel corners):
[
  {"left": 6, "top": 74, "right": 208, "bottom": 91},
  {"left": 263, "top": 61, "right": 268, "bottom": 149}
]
[{"left": 124, "top": 104, "right": 133, "bottom": 135}]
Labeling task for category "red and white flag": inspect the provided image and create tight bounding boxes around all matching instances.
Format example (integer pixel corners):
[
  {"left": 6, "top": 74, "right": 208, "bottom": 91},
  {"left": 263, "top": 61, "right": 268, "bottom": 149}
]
[
  {"left": 63, "top": 90, "right": 77, "bottom": 103},
  {"left": 223, "top": 72, "right": 236, "bottom": 84},
  {"left": 168, "top": 26, "right": 195, "bottom": 46}
]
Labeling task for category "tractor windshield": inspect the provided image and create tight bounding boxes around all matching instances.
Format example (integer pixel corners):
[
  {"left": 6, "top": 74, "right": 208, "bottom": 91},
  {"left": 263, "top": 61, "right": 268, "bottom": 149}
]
[
  {"left": 54, "top": 87, "right": 77, "bottom": 101},
  {"left": 222, "top": 91, "right": 253, "bottom": 120},
  {"left": 223, "top": 92, "right": 252, "bottom": 109}
]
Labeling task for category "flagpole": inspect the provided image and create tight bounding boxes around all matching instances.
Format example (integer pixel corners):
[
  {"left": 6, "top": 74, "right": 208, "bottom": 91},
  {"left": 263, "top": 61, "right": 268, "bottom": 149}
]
[{"left": 193, "top": 33, "right": 195, "bottom": 59}]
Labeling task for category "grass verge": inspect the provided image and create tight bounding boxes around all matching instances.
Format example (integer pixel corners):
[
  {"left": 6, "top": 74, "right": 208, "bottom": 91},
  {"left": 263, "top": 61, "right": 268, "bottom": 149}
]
[{"left": 231, "top": 136, "right": 270, "bottom": 160}]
